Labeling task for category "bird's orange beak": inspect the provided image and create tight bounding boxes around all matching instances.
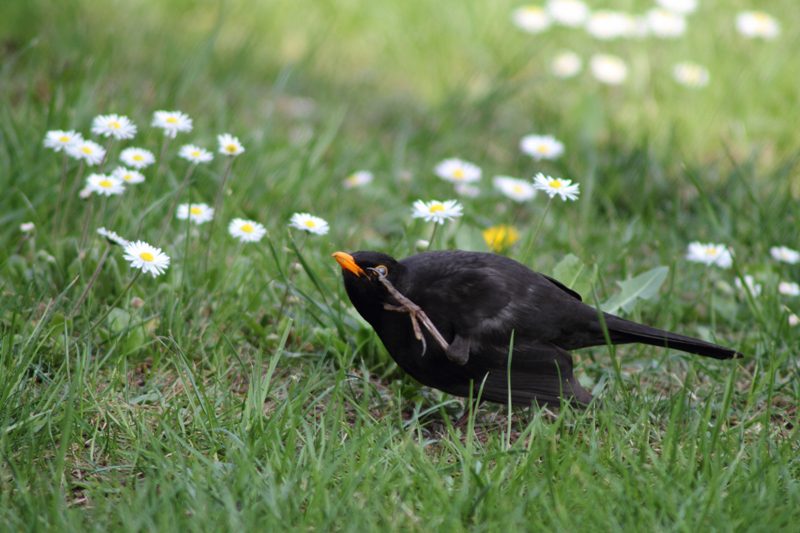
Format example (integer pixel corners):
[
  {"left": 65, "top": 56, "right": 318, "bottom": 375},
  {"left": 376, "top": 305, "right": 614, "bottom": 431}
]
[{"left": 332, "top": 251, "right": 365, "bottom": 277}]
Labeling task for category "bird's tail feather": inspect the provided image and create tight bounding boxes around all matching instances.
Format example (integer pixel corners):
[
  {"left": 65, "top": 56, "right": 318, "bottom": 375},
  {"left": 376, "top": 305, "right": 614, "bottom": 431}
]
[{"left": 604, "top": 315, "right": 741, "bottom": 360}]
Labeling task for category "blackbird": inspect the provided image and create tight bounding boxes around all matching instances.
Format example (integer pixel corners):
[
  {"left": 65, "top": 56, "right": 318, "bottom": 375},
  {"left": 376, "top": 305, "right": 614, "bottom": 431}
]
[{"left": 333, "top": 250, "right": 741, "bottom": 406}]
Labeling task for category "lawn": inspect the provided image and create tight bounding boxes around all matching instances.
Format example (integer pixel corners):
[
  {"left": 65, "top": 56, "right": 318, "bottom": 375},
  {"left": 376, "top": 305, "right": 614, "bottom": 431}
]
[{"left": 1, "top": 0, "right": 799, "bottom": 530}]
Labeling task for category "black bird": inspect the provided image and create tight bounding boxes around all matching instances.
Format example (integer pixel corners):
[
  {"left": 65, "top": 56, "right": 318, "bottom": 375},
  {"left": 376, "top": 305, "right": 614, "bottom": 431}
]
[{"left": 333, "top": 250, "right": 740, "bottom": 406}]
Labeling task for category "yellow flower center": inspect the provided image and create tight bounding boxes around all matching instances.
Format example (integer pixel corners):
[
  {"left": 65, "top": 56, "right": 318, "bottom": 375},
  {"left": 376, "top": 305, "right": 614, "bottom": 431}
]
[
  {"left": 166, "top": 116, "right": 178, "bottom": 124},
  {"left": 226, "top": 144, "right": 238, "bottom": 153},
  {"left": 98, "top": 179, "right": 113, "bottom": 188},
  {"left": 190, "top": 206, "right": 203, "bottom": 215},
  {"left": 523, "top": 6, "right": 543, "bottom": 16},
  {"left": 81, "top": 146, "right": 93, "bottom": 154},
  {"left": 133, "top": 154, "right": 143, "bottom": 161},
  {"left": 304, "top": 219, "right": 317, "bottom": 228},
  {"left": 240, "top": 223, "right": 254, "bottom": 234},
  {"left": 59, "top": 135, "right": 71, "bottom": 143},
  {"left": 452, "top": 168, "right": 465, "bottom": 180},
  {"left": 123, "top": 174, "right": 133, "bottom": 181},
  {"left": 536, "top": 144, "right": 549, "bottom": 154},
  {"left": 191, "top": 150, "right": 200, "bottom": 157},
  {"left": 109, "top": 120, "right": 121, "bottom": 129},
  {"left": 705, "top": 247, "right": 718, "bottom": 256},
  {"left": 139, "top": 251, "right": 154, "bottom": 262},
  {"left": 512, "top": 184, "right": 524, "bottom": 194},
  {"left": 429, "top": 203, "right": 445, "bottom": 213},
  {"left": 548, "top": 179, "right": 563, "bottom": 189}
]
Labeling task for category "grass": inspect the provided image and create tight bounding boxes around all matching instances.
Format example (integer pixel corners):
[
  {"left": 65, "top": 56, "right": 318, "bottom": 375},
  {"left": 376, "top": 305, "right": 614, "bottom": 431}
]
[{"left": 1, "top": 0, "right": 799, "bottom": 530}]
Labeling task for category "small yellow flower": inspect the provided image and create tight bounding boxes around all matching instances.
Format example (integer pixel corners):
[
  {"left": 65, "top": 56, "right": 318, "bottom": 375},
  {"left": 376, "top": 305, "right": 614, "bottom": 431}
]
[{"left": 483, "top": 225, "right": 520, "bottom": 252}]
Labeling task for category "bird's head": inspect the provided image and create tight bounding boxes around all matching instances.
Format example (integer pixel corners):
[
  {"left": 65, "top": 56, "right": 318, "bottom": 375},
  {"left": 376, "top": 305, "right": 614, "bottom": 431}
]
[{"left": 332, "top": 250, "right": 405, "bottom": 316}]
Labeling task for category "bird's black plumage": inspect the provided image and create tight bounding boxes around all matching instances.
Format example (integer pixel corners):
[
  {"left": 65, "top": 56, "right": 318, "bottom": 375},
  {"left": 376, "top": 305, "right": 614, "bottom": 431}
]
[{"left": 334, "top": 250, "right": 740, "bottom": 406}]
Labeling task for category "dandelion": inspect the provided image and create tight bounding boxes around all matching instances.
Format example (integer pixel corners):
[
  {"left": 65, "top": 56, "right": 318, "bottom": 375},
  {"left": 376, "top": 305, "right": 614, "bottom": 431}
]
[
  {"left": 686, "top": 242, "right": 733, "bottom": 268},
  {"left": 736, "top": 11, "right": 779, "bottom": 40},
  {"left": 778, "top": 282, "right": 800, "bottom": 297},
  {"left": 454, "top": 183, "right": 481, "bottom": 198},
  {"left": 123, "top": 240, "right": 171, "bottom": 277},
  {"left": 177, "top": 203, "right": 214, "bottom": 225},
  {"left": 770, "top": 246, "right": 800, "bottom": 264},
  {"left": 673, "top": 62, "right": 710, "bottom": 88},
  {"left": 646, "top": 9, "right": 686, "bottom": 38},
  {"left": 120, "top": 147, "right": 155, "bottom": 169},
  {"left": 97, "top": 227, "right": 129, "bottom": 247},
  {"left": 289, "top": 213, "right": 330, "bottom": 236},
  {"left": 735, "top": 275, "right": 762, "bottom": 297},
  {"left": 228, "top": 218, "right": 267, "bottom": 243},
  {"left": 343, "top": 170, "right": 374, "bottom": 189},
  {"left": 411, "top": 199, "right": 463, "bottom": 225},
  {"left": 66, "top": 139, "right": 106, "bottom": 166},
  {"left": 483, "top": 225, "right": 520, "bottom": 252},
  {"left": 520, "top": 134, "right": 564, "bottom": 160},
  {"left": 91, "top": 114, "right": 137, "bottom": 140},
  {"left": 546, "top": 0, "right": 589, "bottom": 27},
  {"left": 20, "top": 222, "right": 35, "bottom": 233},
  {"left": 656, "top": 0, "right": 696, "bottom": 15},
  {"left": 152, "top": 110, "right": 193, "bottom": 138},
  {"left": 511, "top": 6, "right": 551, "bottom": 34},
  {"left": 111, "top": 166, "right": 145, "bottom": 185},
  {"left": 585, "top": 10, "right": 636, "bottom": 40},
  {"left": 532, "top": 173, "right": 580, "bottom": 201},
  {"left": 551, "top": 51, "right": 582, "bottom": 78},
  {"left": 179, "top": 144, "right": 214, "bottom": 164},
  {"left": 590, "top": 54, "right": 628, "bottom": 85},
  {"left": 44, "top": 130, "right": 83, "bottom": 152},
  {"left": 217, "top": 133, "right": 245, "bottom": 156},
  {"left": 85, "top": 173, "right": 125, "bottom": 196},
  {"left": 493, "top": 176, "right": 537, "bottom": 202},
  {"left": 435, "top": 158, "right": 482, "bottom": 183}
]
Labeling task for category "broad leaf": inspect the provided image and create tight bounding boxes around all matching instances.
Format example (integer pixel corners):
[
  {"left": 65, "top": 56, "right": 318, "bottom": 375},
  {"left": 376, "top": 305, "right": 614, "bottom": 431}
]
[{"left": 602, "top": 266, "right": 669, "bottom": 314}]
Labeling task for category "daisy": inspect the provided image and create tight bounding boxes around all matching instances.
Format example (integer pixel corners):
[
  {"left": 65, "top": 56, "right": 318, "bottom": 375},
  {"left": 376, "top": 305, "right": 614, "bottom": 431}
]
[
  {"left": 590, "top": 54, "right": 628, "bottom": 85},
  {"left": 454, "top": 183, "right": 481, "bottom": 198},
  {"left": 97, "top": 227, "right": 130, "bottom": 247},
  {"left": 778, "top": 282, "right": 800, "bottom": 297},
  {"left": 656, "top": 0, "right": 697, "bottom": 15},
  {"left": 228, "top": 218, "right": 267, "bottom": 243},
  {"left": 411, "top": 199, "right": 463, "bottom": 225},
  {"left": 511, "top": 6, "right": 552, "bottom": 34},
  {"left": 532, "top": 173, "right": 580, "bottom": 201},
  {"left": 770, "top": 246, "right": 800, "bottom": 264},
  {"left": 178, "top": 144, "right": 214, "bottom": 164},
  {"left": 673, "top": 62, "right": 710, "bottom": 88},
  {"left": 111, "top": 166, "right": 145, "bottom": 185},
  {"left": 66, "top": 140, "right": 106, "bottom": 166},
  {"left": 20, "top": 222, "right": 35, "bottom": 233},
  {"left": 736, "top": 11, "right": 779, "bottom": 40},
  {"left": 585, "top": 10, "right": 636, "bottom": 40},
  {"left": 646, "top": 9, "right": 686, "bottom": 38},
  {"left": 343, "top": 170, "right": 374, "bottom": 189},
  {"left": 289, "top": 213, "right": 330, "bottom": 236},
  {"left": 217, "top": 133, "right": 245, "bottom": 156},
  {"left": 520, "top": 134, "right": 564, "bottom": 160},
  {"left": 790, "top": 314, "right": 800, "bottom": 327},
  {"left": 435, "top": 158, "right": 482, "bottom": 183},
  {"left": 546, "top": 0, "right": 589, "bottom": 28},
  {"left": 735, "top": 275, "right": 762, "bottom": 297},
  {"left": 85, "top": 173, "right": 125, "bottom": 196},
  {"left": 152, "top": 110, "right": 193, "bottom": 138},
  {"left": 551, "top": 51, "right": 582, "bottom": 78},
  {"left": 493, "top": 176, "right": 537, "bottom": 202},
  {"left": 177, "top": 203, "right": 214, "bottom": 225},
  {"left": 91, "top": 114, "right": 137, "bottom": 140},
  {"left": 44, "top": 130, "right": 83, "bottom": 152},
  {"left": 120, "top": 147, "right": 155, "bottom": 169},
  {"left": 483, "top": 225, "right": 520, "bottom": 253},
  {"left": 123, "top": 241, "right": 170, "bottom": 277},
  {"left": 685, "top": 242, "right": 733, "bottom": 269}
]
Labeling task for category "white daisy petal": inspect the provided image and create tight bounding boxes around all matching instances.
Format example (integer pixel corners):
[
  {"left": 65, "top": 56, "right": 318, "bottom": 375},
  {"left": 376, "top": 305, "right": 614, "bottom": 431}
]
[
  {"left": 736, "top": 11, "right": 779, "bottom": 40},
  {"left": 686, "top": 242, "right": 733, "bottom": 269},
  {"left": 123, "top": 241, "right": 170, "bottom": 277},
  {"left": 656, "top": 0, "right": 697, "bottom": 15},
  {"left": 551, "top": 51, "right": 582, "bottom": 78},
  {"left": 177, "top": 203, "right": 214, "bottom": 225},
  {"left": 111, "top": 166, "right": 145, "bottom": 185},
  {"left": 411, "top": 199, "right": 464, "bottom": 225},
  {"left": 228, "top": 218, "right": 267, "bottom": 242},
  {"left": 520, "top": 134, "right": 564, "bottom": 160},
  {"left": 434, "top": 158, "right": 482, "bottom": 183},
  {"left": 673, "top": 62, "right": 710, "bottom": 88},
  {"left": 217, "top": 133, "right": 245, "bottom": 157},
  {"left": 44, "top": 130, "right": 83, "bottom": 152},
  {"left": 585, "top": 10, "right": 636, "bottom": 40},
  {"left": 512, "top": 6, "right": 552, "bottom": 34},
  {"left": 66, "top": 140, "right": 106, "bottom": 166},
  {"left": 770, "top": 246, "right": 800, "bottom": 264},
  {"left": 289, "top": 213, "right": 330, "bottom": 236},
  {"left": 778, "top": 282, "right": 800, "bottom": 297},
  {"left": 91, "top": 114, "right": 137, "bottom": 140},
  {"left": 179, "top": 144, "right": 214, "bottom": 164},
  {"left": 532, "top": 173, "right": 580, "bottom": 201},
  {"left": 152, "top": 110, "right": 193, "bottom": 138},
  {"left": 343, "top": 170, "right": 374, "bottom": 189},
  {"left": 120, "top": 147, "right": 155, "bottom": 169},
  {"left": 493, "top": 176, "right": 537, "bottom": 202},
  {"left": 590, "top": 54, "right": 628, "bottom": 85},
  {"left": 97, "top": 227, "right": 130, "bottom": 247},
  {"left": 85, "top": 173, "right": 125, "bottom": 196}
]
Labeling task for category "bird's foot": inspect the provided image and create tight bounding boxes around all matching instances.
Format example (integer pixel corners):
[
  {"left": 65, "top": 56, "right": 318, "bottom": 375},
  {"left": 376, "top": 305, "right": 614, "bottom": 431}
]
[{"left": 377, "top": 276, "right": 450, "bottom": 355}]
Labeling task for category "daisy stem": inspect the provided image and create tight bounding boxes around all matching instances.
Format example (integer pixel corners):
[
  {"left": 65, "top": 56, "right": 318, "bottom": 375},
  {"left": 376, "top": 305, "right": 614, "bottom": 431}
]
[
  {"left": 522, "top": 196, "right": 553, "bottom": 261},
  {"left": 155, "top": 137, "right": 172, "bottom": 182},
  {"left": 203, "top": 158, "right": 235, "bottom": 272},
  {"left": 79, "top": 198, "right": 95, "bottom": 251},
  {"left": 86, "top": 270, "right": 141, "bottom": 335},
  {"left": 427, "top": 223, "right": 439, "bottom": 250},
  {"left": 69, "top": 244, "right": 111, "bottom": 318},
  {"left": 60, "top": 160, "right": 85, "bottom": 235},
  {"left": 53, "top": 153, "right": 69, "bottom": 239},
  {"left": 159, "top": 164, "right": 196, "bottom": 240},
  {"left": 180, "top": 214, "right": 193, "bottom": 295},
  {"left": 277, "top": 234, "right": 306, "bottom": 316},
  {"left": 99, "top": 138, "right": 115, "bottom": 172}
]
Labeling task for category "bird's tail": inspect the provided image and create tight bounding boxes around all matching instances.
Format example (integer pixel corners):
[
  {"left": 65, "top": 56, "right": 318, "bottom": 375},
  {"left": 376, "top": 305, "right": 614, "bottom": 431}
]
[{"left": 603, "top": 315, "right": 742, "bottom": 360}]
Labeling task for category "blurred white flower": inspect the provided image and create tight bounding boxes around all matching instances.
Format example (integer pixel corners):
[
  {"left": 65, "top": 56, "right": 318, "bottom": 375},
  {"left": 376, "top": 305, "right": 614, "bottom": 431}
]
[
  {"left": 289, "top": 213, "right": 330, "bottom": 235},
  {"left": 789, "top": 314, "right": 800, "bottom": 327},
  {"left": 66, "top": 140, "right": 106, "bottom": 166},
  {"left": 512, "top": 5, "right": 552, "bottom": 34},
  {"left": 179, "top": 144, "right": 214, "bottom": 164},
  {"left": 411, "top": 199, "right": 463, "bottom": 225},
  {"left": 123, "top": 240, "right": 170, "bottom": 277},
  {"left": 435, "top": 158, "right": 482, "bottom": 183},
  {"left": 152, "top": 110, "right": 193, "bottom": 138},
  {"left": 120, "top": 147, "right": 155, "bottom": 169},
  {"left": 85, "top": 173, "right": 125, "bottom": 196},
  {"left": 520, "top": 134, "right": 564, "bottom": 160},
  {"left": 585, "top": 10, "right": 636, "bottom": 40},
  {"left": 97, "top": 227, "right": 129, "bottom": 247},
  {"left": 454, "top": 183, "right": 481, "bottom": 198},
  {"left": 778, "top": 281, "right": 800, "bottom": 297},
  {"left": 551, "top": 51, "right": 582, "bottom": 78},
  {"left": 20, "top": 222, "right": 35, "bottom": 233},
  {"left": 91, "top": 114, "right": 137, "bottom": 140},
  {"left": 736, "top": 11, "right": 779, "bottom": 40},
  {"left": 686, "top": 242, "right": 733, "bottom": 268},
  {"left": 44, "top": 130, "right": 83, "bottom": 152},
  {"left": 229, "top": 218, "right": 267, "bottom": 243},
  {"left": 177, "top": 203, "right": 214, "bottom": 225},
  {"left": 770, "top": 246, "right": 800, "bottom": 264},
  {"left": 647, "top": 9, "right": 686, "bottom": 38},
  {"left": 532, "top": 173, "right": 580, "bottom": 201},
  {"left": 415, "top": 239, "right": 430, "bottom": 250},
  {"left": 112, "top": 166, "right": 145, "bottom": 185},
  {"left": 735, "top": 275, "right": 762, "bottom": 297},
  {"left": 217, "top": 133, "right": 245, "bottom": 156},
  {"left": 673, "top": 62, "right": 710, "bottom": 88},
  {"left": 343, "top": 170, "right": 374, "bottom": 189},
  {"left": 656, "top": 0, "right": 697, "bottom": 15},
  {"left": 590, "top": 54, "right": 628, "bottom": 85},
  {"left": 546, "top": 0, "right": 589, "bottom": 27},
  {"left": 493, "top": 176, "right": 537, "bottom": 202}
]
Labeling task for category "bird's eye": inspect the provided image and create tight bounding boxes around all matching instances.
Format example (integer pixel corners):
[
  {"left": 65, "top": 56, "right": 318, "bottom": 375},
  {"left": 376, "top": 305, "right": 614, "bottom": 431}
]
[{"left": 373, "top": 265, "right": 388, "bottom": 277}]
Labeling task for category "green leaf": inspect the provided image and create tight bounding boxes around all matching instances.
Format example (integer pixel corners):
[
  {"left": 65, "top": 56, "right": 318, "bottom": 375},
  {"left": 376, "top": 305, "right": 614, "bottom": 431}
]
[
  {"left": 552, "top": 254, "right": 595, "bottom": 298},
  {"left": 602, "top": 266, "right": 669, "bottom": 315}
]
